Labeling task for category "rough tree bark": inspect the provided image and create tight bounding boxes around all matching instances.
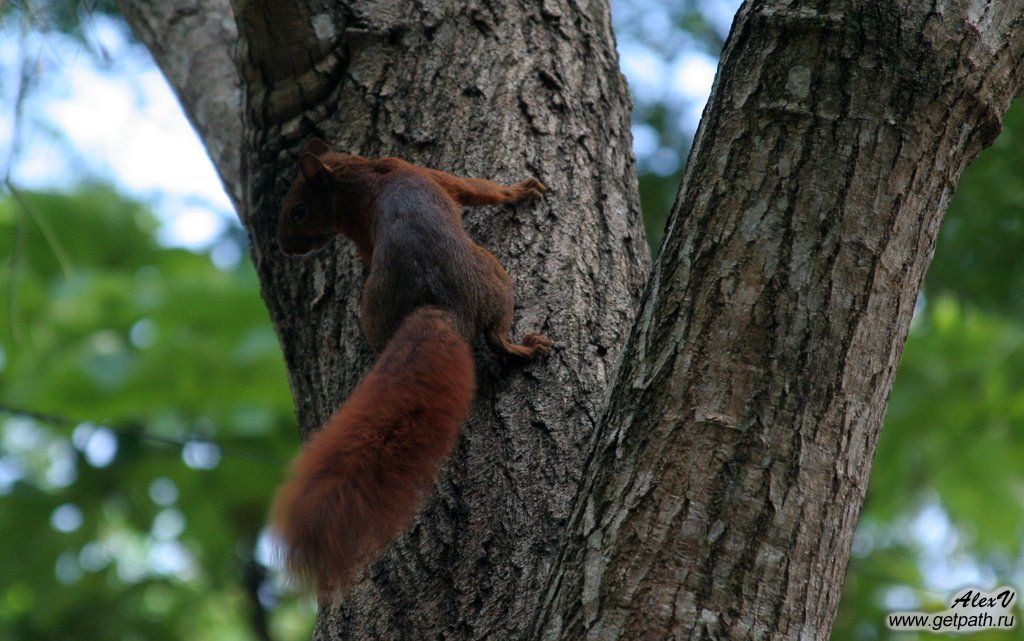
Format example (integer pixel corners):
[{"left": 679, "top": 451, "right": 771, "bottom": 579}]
[
  {"left": 533, "top": 2, "right": 1024, "bottom": 639},
  {"left": 121, "top": 0, "right": 650, "bottom": 638},
  {"left": 118, "top": 0, "right": 1024, "bottom": 639}
]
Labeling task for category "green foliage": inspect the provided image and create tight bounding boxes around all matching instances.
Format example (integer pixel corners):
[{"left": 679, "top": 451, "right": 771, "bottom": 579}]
[
  {"left": 0, "top": 188, "right": 312, "bottom": 641},
  {"left": 926, "top": 104, "right": 1024, "bottom": 316},
  {"left": 638, "top": 169, "right": 685, "bottom": 252}
]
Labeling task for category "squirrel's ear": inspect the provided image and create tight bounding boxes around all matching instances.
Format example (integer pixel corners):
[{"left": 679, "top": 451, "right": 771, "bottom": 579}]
[
  {"left": 299, "top": 152, "right": 330, "bottom": 181},
  {"left": 305, "top": 137, "right": 330, "bottom": 157}
]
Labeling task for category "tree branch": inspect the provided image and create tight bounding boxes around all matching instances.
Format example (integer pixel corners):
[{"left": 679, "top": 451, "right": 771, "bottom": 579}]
[
  {"left": 534, "top": 2, "right": 1024, "bottom": 639},
  {"left": 116, "top": 0, "right": 244, "bottom": 211}
]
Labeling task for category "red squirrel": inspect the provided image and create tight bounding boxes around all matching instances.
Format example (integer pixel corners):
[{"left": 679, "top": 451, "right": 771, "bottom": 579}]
[{"left": 271, "top": 138, "right": 552, "bottom": 593}]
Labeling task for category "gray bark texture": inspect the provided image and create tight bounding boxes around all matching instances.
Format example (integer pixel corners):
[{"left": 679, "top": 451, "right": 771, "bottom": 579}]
[
  {"left": 117, "top": 0, "right": 1024, "bottom": 639},
  {"left": 124, "top": 0, "right": 650, "bottom": 638},
  {"left": 534, "top": 2, "right": 1024, "bottom": 640}
]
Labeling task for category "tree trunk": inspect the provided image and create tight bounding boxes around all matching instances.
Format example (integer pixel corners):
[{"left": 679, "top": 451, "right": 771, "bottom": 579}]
[
  {"left": 122, "top": 0, "right": 650, "bottom": 638},
  {"left": 118, "top": 0, "right": 1024, "bottom": 639},
  {"left": 534, "top": 2, "right": 1024, "bottom": 639}
]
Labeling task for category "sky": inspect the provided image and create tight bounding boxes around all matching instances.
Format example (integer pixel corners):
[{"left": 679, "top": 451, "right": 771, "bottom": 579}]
[
  {"left": 1, "top": 15, "right": 233, "bottom": 249},
  {"left": 0, "top": 6, "right": 728, "bottom": 251}
]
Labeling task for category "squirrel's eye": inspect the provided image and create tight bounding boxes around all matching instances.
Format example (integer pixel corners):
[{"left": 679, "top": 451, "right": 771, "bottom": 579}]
[{"left": 290, "top": 205, "right": 307, "bottom": 223}]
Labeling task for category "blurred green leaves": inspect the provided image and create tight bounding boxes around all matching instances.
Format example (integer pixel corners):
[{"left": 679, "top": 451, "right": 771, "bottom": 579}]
[
  {"left": 927, "top": 104, "right": 1024, "bottom": 316},
  {"left": 0, "top": 188, "right": 312, "bottom": 641}
]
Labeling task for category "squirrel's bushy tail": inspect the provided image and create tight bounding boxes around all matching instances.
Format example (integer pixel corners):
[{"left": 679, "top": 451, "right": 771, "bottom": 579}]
[{"left": 271, "top": 306, "right": 475, "bottom": 593}]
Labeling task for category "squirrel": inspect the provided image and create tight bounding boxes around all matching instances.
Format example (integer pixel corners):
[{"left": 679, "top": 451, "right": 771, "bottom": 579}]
[{"left": 271, "top": 138, "right": 552, "bottom": 593}]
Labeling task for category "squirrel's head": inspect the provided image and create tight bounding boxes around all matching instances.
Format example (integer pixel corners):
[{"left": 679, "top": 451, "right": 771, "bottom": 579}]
[{"left": 277, "top": 138, "right": 375, "bottom": 258}]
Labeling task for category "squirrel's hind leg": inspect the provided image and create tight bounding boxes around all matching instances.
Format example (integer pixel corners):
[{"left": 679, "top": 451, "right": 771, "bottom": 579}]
[{"left": 486, "top": 328, "right": 552, "bottom": 360}]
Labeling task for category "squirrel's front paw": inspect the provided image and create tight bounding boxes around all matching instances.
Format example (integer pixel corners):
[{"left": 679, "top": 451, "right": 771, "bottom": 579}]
[{"left": 512, "top": 178, "right": 546, "bottom": 201}]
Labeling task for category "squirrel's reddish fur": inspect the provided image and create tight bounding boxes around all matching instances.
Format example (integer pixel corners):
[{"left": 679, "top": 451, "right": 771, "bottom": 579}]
[
  {"left": 271, "top": 138, "right": 551, "bottom": 593},
  {"left": 272, "top": 307, "right": 474, "bottom": 591}
]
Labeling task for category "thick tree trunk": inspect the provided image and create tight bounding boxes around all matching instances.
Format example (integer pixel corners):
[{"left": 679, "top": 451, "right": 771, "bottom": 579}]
[
  {"left": 124, "top": 0, "right": 650, "bottom": 638},
  {"left": 119, "top": 0, "right": 1024, "bottom": 639},
  {"left": 534, "top": 2, "right": 1024, "bottom": 640}
]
